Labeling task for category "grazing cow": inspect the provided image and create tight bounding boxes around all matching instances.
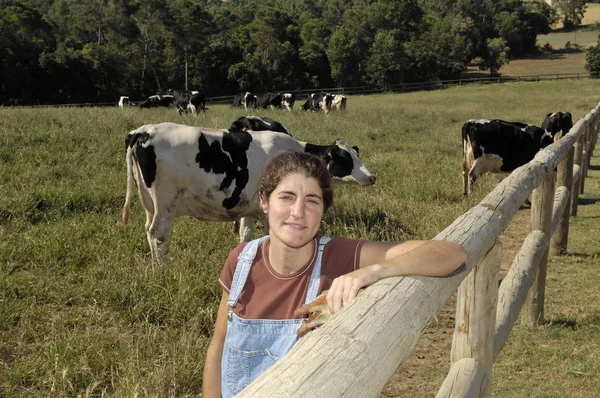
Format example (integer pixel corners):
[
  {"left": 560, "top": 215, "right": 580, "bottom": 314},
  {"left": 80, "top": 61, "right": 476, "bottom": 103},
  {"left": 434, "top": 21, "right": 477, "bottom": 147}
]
[
  {"left": 138, "top": 95, "right": 174, "bottom": 108},
  {"left": 462, "top": 118, "right": 563, "bottom": 196},
  {"left": 244, "top": 92, "right": 257, "bottom": 109},
  {"left": 257, "top": 92, "right": 283, "bottom": 109},
  {"left": 171, "top": 89, "right": 206, "bottom": 116},
  {"left": 233, "top": 92, "right": 258, "bottom": 109},
  {"left": 118, "top": 96, "right": 131, "bottom": 108},
  {"left": 122, "top": 123, "right": 375, "bottom": 265},
  {"left": 541, "top": 112, "right": 573, "bottom": 141},
  {"left": 282, "top": 93, "right": 296, "bottom": 111},
  {"left": 233, "top": 92, "right": 244, "bottom": 107},
  {"left": 301, "top": 93, "right": 334, "bottom": 113},
  {"left": 228, "top": 116, "right": 292, "bottom": 136},
  {"left": 331, "top": 94, "right": 347, "bottom": 111}
]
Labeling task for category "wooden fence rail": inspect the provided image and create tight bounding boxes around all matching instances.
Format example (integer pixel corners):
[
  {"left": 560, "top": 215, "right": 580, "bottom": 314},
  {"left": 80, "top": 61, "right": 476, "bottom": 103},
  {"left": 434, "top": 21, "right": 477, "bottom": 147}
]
[{"left": 236, "top": 103, "right": 600, "bottom": 397}]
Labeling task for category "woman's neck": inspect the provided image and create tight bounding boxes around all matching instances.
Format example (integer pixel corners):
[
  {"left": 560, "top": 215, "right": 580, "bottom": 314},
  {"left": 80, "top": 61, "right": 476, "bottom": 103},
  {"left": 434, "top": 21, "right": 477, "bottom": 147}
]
[{"left": 267, "top": 238, "right": 316, "bottom": 275}]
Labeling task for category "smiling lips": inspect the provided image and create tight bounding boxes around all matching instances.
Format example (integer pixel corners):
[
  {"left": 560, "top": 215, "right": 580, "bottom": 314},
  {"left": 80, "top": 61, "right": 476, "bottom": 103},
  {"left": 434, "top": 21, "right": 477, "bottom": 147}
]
[{"left": 284, "top": 222, "right": 306, "bottom": 230}]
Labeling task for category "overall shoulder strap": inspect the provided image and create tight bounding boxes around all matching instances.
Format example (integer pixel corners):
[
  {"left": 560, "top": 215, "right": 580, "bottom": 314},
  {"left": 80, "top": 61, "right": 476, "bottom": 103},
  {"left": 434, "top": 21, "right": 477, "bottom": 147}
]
[
  {"left": 304, "top": 236, "right": 332, "bottom": 304},
  {"left": 227, "top": 236, "right": 269, "bottom": 307}
]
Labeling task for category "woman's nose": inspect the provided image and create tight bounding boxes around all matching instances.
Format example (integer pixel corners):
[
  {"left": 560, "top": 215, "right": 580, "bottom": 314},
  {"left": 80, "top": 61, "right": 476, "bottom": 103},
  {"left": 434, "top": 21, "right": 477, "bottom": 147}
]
[{"left": 291, "top": 200, "right": 305, "bottom": 218}]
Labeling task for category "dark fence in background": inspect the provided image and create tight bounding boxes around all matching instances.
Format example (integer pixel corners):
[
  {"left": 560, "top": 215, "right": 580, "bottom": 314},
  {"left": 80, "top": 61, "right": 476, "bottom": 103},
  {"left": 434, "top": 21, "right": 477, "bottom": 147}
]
[{"left": 3, "top": 72, "right": 594, "bottom": 108}]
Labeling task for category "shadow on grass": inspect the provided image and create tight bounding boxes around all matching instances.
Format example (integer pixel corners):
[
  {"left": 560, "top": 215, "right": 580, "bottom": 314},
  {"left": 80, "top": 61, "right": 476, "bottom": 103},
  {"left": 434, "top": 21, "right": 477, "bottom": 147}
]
[
  {"left": 588, "top": 164, "right": 600, "bottom": 171},
  {"left": 565, "top": 252, "right": 600, "bottom": 258},
  {"left": 578, "top": 197, "right": 600, "bottom": 205},
  {"left": 544, "top": 317, "right": 578, "bottom": 330}
]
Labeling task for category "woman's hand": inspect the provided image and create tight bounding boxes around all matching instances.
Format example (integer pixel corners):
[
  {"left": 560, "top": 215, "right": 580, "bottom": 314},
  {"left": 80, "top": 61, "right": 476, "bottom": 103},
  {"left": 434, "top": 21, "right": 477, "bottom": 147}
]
[
  {"left": 326, "top": 265, "right": 382, "bottom": 314},
  {"left": 294, "top": 291, "right": 331, "bottom": 337},
  {"left": 294, "top": 266, "right": 382, "bottom": 336}
]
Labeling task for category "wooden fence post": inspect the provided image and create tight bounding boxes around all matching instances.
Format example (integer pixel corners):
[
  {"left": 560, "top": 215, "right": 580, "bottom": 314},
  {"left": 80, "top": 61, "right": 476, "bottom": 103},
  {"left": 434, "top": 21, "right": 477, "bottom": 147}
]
[
  {"left": 580, "top": 122, "right": 589, "bottom": 193},
  {"left": 448, "top": 241, "right": 501, "bottom": 398},
  {"left": 571, "top": 130, "right": 585, "bottom": 216},
  {"left": 522, "top": 172, "right": 555, "bottom": 326},
  {"left": 551, "top": 145, "right": 574, "bottom": 256}
]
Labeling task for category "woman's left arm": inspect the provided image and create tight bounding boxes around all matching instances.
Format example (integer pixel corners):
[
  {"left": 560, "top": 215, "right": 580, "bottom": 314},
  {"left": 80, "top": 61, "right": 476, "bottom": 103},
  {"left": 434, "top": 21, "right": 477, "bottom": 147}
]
[{"left": 326, "top": 240, "right": 467, "bottom": 313}]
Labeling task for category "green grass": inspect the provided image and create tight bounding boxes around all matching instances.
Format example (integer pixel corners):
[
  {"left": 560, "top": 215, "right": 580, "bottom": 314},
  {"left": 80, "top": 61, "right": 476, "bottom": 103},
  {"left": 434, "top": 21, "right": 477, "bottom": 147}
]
[
  {"left": 537, "top": 31, "right": 599, "bottom": 48},
  {"left": 1, "top": 80, "right": 600, "bottom": 396}
]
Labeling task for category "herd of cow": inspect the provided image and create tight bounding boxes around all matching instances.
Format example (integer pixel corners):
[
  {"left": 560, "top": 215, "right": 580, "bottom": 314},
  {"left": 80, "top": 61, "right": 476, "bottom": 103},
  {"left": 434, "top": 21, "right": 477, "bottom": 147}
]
[
  {"left": 232, "top": 92, "right": 346, "bottom": 113},
  {"left": 119, "top": 93, "right": 573, "bottom": 264},
  {"left": 118, "top": 90, "right": 347, "bottom": 116}
]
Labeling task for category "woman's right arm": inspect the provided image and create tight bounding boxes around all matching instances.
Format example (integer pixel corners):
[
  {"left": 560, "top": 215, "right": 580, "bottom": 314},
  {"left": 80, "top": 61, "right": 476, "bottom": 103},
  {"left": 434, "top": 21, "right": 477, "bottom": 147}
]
[{"left": 202, "top": 290, "right": 230, "bottom": 398}]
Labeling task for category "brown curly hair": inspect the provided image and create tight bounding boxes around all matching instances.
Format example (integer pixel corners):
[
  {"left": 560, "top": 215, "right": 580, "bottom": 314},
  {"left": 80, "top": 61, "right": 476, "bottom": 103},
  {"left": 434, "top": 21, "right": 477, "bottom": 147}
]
[{"left": 258, "top": 151, "right": 333, "bottom": 212}]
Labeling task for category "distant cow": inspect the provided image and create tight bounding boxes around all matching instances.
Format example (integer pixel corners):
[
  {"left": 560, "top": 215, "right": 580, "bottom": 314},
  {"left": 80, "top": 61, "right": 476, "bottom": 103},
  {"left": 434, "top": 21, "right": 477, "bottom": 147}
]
[
  {"left": 171, "top": 89, "right": 206, "bottom": 116},
  {"left": 228, "top": 116, "right": 291, "bottom": 136},
  {"left": 118, "top": 96, "right": 131, "bottom": 108},
  {"left": 331, "top": 94, "right": 347, "bottom": 111},
  {"left": 233, "top": 92, "right": 258, "bottom": 109},
  {"left": 122, "top": 123, "right": 375, "bottom": 265},
  {"left": 138, "top": 95, "right": 174, "bottom": 108},
  {"left": 301, "top": 93, "right": 334, "bottom": 114},
  {"left": 282, "top": 93, "right": 296, "bottom": 111},
  {"left": 541, "top": 112, "right": 573, "bottom": 141},
  {"left": 257, "top": 92, "right": 283, "bottom": 109},
  {"left": 462, "top": 118, "right": 563, "bottom": 196}
]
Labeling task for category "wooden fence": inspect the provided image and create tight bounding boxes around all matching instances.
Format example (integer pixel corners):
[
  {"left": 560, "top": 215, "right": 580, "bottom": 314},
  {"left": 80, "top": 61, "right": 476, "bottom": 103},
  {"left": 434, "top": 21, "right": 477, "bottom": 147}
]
[{"left": 235, "top": 105, "right": 600, "bottom": 397}]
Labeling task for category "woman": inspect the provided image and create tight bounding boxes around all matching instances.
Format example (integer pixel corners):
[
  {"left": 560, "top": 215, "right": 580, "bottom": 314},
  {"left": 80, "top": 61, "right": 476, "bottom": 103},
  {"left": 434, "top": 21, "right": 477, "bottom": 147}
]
[{"left": 203, "top": 151, "right": 467, "bottom": 397}]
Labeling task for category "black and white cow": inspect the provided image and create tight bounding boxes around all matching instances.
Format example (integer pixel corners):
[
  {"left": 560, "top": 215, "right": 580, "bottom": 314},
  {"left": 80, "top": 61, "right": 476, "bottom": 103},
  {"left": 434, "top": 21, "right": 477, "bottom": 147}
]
[
  {"left": 331, "top": 94, "right": 347, "bottom": 111},
  {"left": 541, "top": 112, "right": 573, "bottom": 141},
  {"left": 257, "top": 92, "right": 283, "bottom": 109},
  {"left": 118, "top": 96, "right": 132, "bottom": 108},
  {"left": 138, "top": 95, "right": 174, "bottom": 108},
  {"left": 172, "top": 89, "right": 206, "bottom": 116},
  {"left": 462, "top": 118, "right": 563, "bottom": 196},
  {"left": 228, "top": 116, "right": 292, "bottom": 136},
  {"left": 122, "top": 123, "right": 375, "bottom": 265},
  {"left": 301, "top": 93, "right": 334, "bottom": 113},
  {"left": 233, "top": 92, "right": 258, "bottom": 109},
  {"left": 282, "top": 93, "right": 296, "bottom": 111}
]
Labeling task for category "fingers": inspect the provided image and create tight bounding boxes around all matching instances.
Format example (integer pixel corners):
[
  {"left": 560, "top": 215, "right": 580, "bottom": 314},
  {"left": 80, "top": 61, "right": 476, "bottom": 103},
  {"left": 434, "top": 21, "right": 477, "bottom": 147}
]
[
  {"left": 293, "top": 291, "right": 328, "bottom": 318},
  {"left": 296, "top": 303, "right": 332, "bottom": 337},
  {"left": 327, "top": 275, "right": 363, "bottom": 315}
]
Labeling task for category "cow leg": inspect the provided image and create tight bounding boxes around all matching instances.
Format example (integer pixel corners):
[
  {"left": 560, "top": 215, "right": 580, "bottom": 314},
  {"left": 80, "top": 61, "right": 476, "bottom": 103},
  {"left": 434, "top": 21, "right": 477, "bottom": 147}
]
[
  {"left": 239, "top": 217, "right": 255, "bottom": 242},
  {"left": 148, "top": 208, "right": 177, "bottom": 265},
  {"left": 462, "top": 140, "right": 475, "bottom": 196},
  {"left": 148, "top": 188, "right": 181, "bottom": 265}
]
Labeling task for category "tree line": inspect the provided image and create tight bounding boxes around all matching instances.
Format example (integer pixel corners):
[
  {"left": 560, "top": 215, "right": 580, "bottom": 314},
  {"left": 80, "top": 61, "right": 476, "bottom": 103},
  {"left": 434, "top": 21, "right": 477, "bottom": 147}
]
[{"left": 0, "top": 0, "right": 566, "bottom": 105}]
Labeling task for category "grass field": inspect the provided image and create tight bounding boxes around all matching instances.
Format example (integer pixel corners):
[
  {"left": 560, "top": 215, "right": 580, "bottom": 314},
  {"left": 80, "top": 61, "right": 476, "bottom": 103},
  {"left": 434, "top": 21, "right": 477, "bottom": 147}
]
[
  {"left": 1, "top": 80, "right": 599, "bottom": 396},
  {"left": 582, "top": 2, "right": 600, "bottom": 26},
  {"left": 537, "top": 31, "right": 599, "bottom": 48},
  {"left": 499, "top": 52, "right": 587, "bottom": 76}
]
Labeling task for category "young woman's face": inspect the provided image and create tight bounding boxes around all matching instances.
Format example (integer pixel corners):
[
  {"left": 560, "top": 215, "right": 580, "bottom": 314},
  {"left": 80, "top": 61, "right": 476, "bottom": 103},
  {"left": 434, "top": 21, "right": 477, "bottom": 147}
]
[{"left": 261, "top": 173, "right": 325, "bottom": 249}]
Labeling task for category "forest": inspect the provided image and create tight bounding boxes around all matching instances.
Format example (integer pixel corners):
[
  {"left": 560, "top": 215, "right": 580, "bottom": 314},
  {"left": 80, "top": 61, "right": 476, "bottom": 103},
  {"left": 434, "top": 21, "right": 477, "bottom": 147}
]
[{"left": 0, "top": 0, "right": 561, "bottom": 105}]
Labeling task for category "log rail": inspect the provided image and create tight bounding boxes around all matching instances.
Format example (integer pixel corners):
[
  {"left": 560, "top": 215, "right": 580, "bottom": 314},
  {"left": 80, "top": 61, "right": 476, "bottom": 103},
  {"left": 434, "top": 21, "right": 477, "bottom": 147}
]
[{"left": 236, "top": 103, "right": 600, "bottom": 398}]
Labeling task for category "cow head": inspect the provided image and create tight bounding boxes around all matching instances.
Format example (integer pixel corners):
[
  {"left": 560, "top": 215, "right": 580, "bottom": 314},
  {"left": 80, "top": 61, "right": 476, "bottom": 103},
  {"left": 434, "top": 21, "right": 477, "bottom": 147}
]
[
  {"left": 324, "top": 139, "right": 376, "bottom": 186},
  {"left": 542, "top": 112, "right": 573, "bottom": 141}
]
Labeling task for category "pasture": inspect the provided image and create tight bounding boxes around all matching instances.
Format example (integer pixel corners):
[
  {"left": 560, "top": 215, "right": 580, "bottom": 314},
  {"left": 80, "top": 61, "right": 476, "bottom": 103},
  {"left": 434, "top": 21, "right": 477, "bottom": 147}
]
[{"left": 1, "top": 80, "right": 600, "bottom": 397}]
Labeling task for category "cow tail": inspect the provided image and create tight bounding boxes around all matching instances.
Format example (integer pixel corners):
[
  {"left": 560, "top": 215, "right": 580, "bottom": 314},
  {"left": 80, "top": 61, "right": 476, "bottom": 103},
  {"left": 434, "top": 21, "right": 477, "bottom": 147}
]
[{"left": 122, "top": 144, "right": 135, "bottom": 225}]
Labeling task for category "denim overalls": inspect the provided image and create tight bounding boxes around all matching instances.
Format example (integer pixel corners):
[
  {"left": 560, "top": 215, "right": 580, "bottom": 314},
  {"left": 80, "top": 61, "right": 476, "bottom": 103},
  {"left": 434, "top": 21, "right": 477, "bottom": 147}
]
[{"left": 221, "top": 235, "right": 331, "bottom": 397}]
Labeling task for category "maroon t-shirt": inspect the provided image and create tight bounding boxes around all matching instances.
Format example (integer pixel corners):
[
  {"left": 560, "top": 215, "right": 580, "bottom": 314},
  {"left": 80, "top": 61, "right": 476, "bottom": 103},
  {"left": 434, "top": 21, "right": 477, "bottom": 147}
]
[{"left": 219, "top": 236, "right": 365, "bottom": 320}]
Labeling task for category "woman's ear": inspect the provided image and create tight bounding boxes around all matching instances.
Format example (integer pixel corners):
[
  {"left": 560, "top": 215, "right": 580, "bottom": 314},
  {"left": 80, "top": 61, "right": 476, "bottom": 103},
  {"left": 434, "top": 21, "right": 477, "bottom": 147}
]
[{"left": 259, "top": 194, "right": 268, "bottom": 213}]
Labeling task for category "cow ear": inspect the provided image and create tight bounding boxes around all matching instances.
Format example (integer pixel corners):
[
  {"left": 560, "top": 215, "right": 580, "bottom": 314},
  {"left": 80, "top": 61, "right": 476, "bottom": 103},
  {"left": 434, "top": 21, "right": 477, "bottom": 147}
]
[{"left": 352, "top": 146, "right": 359, "bottom": 155}]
